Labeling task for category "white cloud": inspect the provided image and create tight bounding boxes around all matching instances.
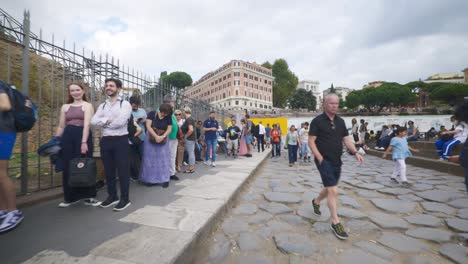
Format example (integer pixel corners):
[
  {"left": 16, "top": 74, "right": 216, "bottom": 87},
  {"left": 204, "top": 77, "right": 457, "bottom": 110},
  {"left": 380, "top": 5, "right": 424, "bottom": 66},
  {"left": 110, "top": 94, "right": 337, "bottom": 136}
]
[{"left": 3, "top": 0, "right": 468, "bottom": 91}]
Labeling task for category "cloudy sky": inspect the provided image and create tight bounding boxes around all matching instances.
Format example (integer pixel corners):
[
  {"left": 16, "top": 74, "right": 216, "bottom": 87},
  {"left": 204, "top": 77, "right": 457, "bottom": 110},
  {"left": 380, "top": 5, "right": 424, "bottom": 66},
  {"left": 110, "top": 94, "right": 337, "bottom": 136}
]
[{"left": 3, "top": 0, "right": 468, "bottom": 90}]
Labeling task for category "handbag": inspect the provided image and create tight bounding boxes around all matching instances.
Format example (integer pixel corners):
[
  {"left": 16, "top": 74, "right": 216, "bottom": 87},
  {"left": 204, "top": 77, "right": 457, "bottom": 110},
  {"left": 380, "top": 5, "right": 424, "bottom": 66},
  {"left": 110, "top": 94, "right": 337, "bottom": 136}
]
[
  {"left": 69, "top": 156, "right": 96, "bottom": 187},
  {"left": 149, "top": 112, "right": 168, "bottom": 144},
  {"left": 150, "top": 127, "right": 167, "bottom": 144}
]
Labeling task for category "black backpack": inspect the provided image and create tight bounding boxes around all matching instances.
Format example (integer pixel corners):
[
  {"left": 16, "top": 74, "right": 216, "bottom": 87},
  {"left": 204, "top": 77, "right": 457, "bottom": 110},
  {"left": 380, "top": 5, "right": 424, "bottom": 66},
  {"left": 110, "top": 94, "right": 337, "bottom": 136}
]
[
  {"left": 1, "top": 80, "right": 37, "bottom": 132},
  {"left": 252, "top": 122, "right": 259, "bottom": 137}
]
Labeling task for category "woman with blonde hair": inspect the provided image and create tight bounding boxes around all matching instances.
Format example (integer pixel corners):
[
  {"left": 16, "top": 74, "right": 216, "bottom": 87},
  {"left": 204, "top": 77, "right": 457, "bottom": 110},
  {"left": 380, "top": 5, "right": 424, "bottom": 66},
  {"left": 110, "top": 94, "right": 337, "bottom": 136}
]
[{"left": 55, "top": 82, "right": 100, "bottom": 207}]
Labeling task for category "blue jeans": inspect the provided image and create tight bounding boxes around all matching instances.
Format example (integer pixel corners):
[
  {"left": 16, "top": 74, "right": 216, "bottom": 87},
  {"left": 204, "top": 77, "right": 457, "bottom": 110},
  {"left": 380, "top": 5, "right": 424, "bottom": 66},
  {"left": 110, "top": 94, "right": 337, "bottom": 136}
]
[
  {"left": 184, "top": 139, "right": 196, "bottom": 166},
  {"left": 407, "top": 136, "right": 418, "bottom": 142},
  {"left": 272, "top": 142, "right": 281, "bottom": 157},
  {"left": 205, "top": 139, "right": 218, "bottom": 162},
  {"left": 288, "top": 144, "right": 298, "bottom": 163},
  {"left": 436, "top": 139, "right": 461, "bottom": 159},
  {"left": 300, "top": 143, "right": 310, "bottom": 157}
]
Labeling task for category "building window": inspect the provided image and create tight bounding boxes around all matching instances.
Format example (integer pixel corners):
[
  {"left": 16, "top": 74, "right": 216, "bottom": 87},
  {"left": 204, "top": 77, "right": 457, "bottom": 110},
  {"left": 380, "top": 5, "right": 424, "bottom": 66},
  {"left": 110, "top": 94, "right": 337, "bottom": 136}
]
[
  {"left": 223, "top": 84, "right": 226, "bottom": 88},
  {"left": 245, "top": 91, "right": 247, "bottom": 96},
  {"left": 229, "top": 102, "right": 231, "bottom": 106},
  {"left": 227, "top": 74, "right": 231, "bottom": 78},
  {"left": 228, "top": 82, "right": 231, "bottom": 86},
  {"left": 268, "top": 81, "right": 272, "bottom": 85},
  {"left": 219, "top": 78, "right": 222, "bottom": 83},
  {"left": 223, "top": 76, "right": 226, "bottom": 81},
  {"left": 250, "top": 102, "right": 252, "bottom": 106},
  {"left": 223, "top": 93, "right": 226, "bottom": 99},
  {"left": 235, "top": 101, "right": 239, "bottom": 105},
  {"left": 244, "top": 73, "right": 248, "bottom": 78},
  {"left": 249, "top": 75, "right": 253, "bottom": 80},
  {"left": 211, "top": 82, "right": 214, "bottom": 86},
  {"left": 264, "top": 80, "right": 267, "bottom": 84},
  {"left": 244, "top": 81, "right": 248, "bottom": 86},
  {"left": 215, "top": 80, "right": 218, "bottom": 84},
  {"left": 236, "top": 90, "right": 238, "bottom": 96},
  {"left": 254, "top": 77, "right": 258, "bottom": 81},
  {"left": 234, "top": 72, "right": 240, "bottom": 77}
]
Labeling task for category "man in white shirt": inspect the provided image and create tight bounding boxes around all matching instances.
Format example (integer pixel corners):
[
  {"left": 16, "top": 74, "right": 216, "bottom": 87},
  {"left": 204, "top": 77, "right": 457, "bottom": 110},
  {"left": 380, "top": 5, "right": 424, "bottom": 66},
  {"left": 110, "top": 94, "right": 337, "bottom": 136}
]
[
  {"left": 299, "top": 122, "right": 311, "bottom": 162},
  {"left": 257, "top": 121, "right": 266, "bottom": 152},
  {"left": 91, "top": 78, "right": 132, "bottom": 211}
]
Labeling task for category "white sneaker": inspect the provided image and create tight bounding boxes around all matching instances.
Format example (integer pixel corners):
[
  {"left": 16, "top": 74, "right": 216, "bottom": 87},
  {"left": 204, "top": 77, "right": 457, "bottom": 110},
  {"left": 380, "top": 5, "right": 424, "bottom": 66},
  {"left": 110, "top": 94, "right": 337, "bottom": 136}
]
[
  {"left": 183, "top": 162, "right": 188, "bottom": 166},
  {"left": 211, "top": 162, "right": 216, "bottom": 167},
  {"left": 0, "top": 210, "right": 24, "bottom": 233},
  {"left": 84, "top": 198, "right": 101, "bottom": 206},
  {"left": 379, "top": 147, "right": 385, "bottom": 150},
  {"left": 374, "top": 146, "right": 379, "bottom": 150},
  {"left": 58, "top": 200, "right": 80, "bottom": 208},
  {"left": 204, "top": 160, "right": 210, "bottom": 165}
]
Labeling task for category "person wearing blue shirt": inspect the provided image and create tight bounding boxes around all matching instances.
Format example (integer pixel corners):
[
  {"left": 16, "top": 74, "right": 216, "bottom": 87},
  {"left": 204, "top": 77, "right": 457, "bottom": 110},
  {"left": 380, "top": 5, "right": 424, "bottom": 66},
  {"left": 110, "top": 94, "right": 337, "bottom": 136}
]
[
  {"left": 203, "top": 111, "right": 219, "bottom": 167},
  {"left": 383, "top": 127, "right": 419, "bottom": 186}
]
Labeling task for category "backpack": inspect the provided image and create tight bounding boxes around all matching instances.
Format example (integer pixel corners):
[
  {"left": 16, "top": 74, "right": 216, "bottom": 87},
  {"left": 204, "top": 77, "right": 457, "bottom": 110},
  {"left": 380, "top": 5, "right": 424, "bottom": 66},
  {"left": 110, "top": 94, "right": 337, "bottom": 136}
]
[
  {"left": 251, "top": 121, "right": 259, "bottom": 137},
  {"left": 1, "top": 80, "right": 38, "bottom": 132}
]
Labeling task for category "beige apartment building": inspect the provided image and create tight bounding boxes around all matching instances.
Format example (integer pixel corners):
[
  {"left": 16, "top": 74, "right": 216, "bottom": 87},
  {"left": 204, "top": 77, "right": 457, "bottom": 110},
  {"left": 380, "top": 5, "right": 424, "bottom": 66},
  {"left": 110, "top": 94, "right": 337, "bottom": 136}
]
[{"left": 184, "top": 60, "right": 274, "bottom": 111}]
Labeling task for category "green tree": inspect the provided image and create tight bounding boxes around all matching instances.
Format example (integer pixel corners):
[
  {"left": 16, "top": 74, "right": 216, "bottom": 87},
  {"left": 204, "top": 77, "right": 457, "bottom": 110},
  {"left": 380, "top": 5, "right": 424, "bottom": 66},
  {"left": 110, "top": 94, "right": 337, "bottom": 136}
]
[
  {"left": 261, "top": 61, "right": 272, "bottom": 70},
  {"left": 162, "top": 71, "right": 192, "bottom": 90},
  {"left": 289, "top": 88, "right": 317, "bottom": 111},
  {"left": 344, "top": 82, "right": 417, "bottom": 114},
  {"left": 270, "top": 59, "right": 298, "bottom": 108},
  {"left": 430, "top": 83, "right": 468, "bottom": 106}
]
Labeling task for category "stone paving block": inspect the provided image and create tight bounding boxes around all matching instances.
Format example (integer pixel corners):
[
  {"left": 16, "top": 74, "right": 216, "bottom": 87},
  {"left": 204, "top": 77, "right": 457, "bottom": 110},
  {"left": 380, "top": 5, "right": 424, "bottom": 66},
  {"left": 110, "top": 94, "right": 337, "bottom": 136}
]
[
  {"left": 272, "top": 186, "right": 306, "bottom": 193},
  {"left": 264, "top": 192, "right": 302, "bottom": 203},
  {"left": 119, "top": 206, "right": 211, "bottom": 232},
  {"left": 448, "top": 198, "right": 468, "bottom": 209},
  {"left": 168, "top": 196, "right": 224, "bottom": 213},
  {"left": 259, "top": 202, "right": 293, "bottom": 214},
  {"left": 458, "top": 208, "right": 468, "bottom": 219},
  {"left": 338, "top": 248, "right": 391, "bottom": 264},
  {"left": 347, "top": 220, "right": 381, "bottom": 234},
  {"left": 338, "top": 207, "right": 367, "bottom": 219},
  {"left": 355, "top": 189, "right": 385, "bottom": 198},
  {"left": 397, "top": 194, "right": 424, "bottom": 202},
  {"left": 233, "top": 203, "right": 258, "bottom": 215},
  {"left": 209, "top": 233, "right": 232, "bottom": 262},
  {"left": 237, "top": 233, "right": 262, "bottom": 251},
  {"left": 267, "top": 220, "right": 294, "bottom": 232},
  {"left": 416, "top": 190, "right": 464, "bottom": 203},
  {"left": 446, "top": 218, "right": 468, "bottom": 232},
  {"left": 297, "top": 204, "right": 330, "bottom": 222},
  {"left": 357, "top": 183, "right": 385, "bottom": 190},
  {"left": 378, "top": 233, "right": 429, "bottom": 253},
  {"left": 273, "top": 233, "right": 317, "bottom": 256},
  {"left": 313, "top": 222, "right": 331, "bottom": 234},
  {"left": 421, "top": 202, "right": 456, "bottom": 215},
  {"left": 370, "top": 198, "right": 416, "bottom": 213},
  {"left": 410, "top": 183, "right": 434, "bottom": 191},
  {"left": 22, "top": 250, "right": 133, "bottom": 264},
  {"left": 354, "top": 241, "right": 394, "bottom": 260},
  {"left": 237, "top": 255, "right": 274, "bottom": 264},
  {"left": 404, "top": 214, "right": 442, "bottom": 227},
  {"left": 248, "top": 211, "right": 273, "bottom": 225},
  {"left": 90, "top": 226, "right": 194, "bottom": 264},
  {"left": 456, "top": 233, "right": 468, "bottom": 244},
  {"left": 369, "top": 212, "right": 409, "bottom": 229},
  {"left": 222, "top": 218, "right": 249, "bottom": 234},
  {"left": 278, "top": 215, "right": 307, "bottom": 225},
  {"left": 407, "top": 255, "right": 437, "bottom": 264},
  {"left": 439, "top": 243, "right": 468, "bottom": 264},
  {"left": 405, "top": 227, "right": 452, "bottom": 243},
  {"left": 377, "top": 188, "right": 413, "bottom": 195},
  {"left": 340, "top": 196, "right": 361, "bottom": 208}
]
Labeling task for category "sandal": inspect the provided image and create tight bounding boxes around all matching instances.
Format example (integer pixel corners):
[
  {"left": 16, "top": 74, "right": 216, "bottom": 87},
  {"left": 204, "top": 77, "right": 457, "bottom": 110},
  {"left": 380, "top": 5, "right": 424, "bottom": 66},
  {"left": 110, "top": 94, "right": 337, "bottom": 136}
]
[{"left": 183, "top": 169, "right": 195, "bottom": 173}]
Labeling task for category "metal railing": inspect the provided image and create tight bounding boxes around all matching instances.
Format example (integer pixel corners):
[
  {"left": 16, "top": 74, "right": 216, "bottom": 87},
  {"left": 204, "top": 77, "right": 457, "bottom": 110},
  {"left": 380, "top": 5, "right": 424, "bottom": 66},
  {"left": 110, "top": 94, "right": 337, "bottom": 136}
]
[{"left": 0, "top": 8, "right": 229, "bottom": 195}]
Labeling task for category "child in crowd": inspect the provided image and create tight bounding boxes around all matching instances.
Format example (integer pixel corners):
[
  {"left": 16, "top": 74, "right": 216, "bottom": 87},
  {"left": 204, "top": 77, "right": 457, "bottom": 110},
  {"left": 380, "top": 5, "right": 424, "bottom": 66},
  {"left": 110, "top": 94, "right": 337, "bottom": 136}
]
[{"left": 382, "top": 127, "right": 419, "bottom": 186}]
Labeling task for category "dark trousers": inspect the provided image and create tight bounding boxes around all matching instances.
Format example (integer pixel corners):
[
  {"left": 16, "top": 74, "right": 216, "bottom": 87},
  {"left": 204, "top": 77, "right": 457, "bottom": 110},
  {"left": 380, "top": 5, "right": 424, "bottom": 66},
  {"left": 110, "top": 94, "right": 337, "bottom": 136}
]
[
  {"left": 272, "top": 142, "right": 281, "bottom": 157},
  {"left": 101, "top": 136, "right": 130, "bottom": 201},
  {"left": 257, "top": 134, "right": 265, "bottom": 152},
  {"left": 195, "top": 142, "right": 202, "bottom": 160},
  {"left": 288, "top": 144, "right": 298, "bottom": 164},
  {"left": 61, "top": 125, "right": 96, "bottom": 202},
  {"left": 464, "top": 168, "right": 468, "bottom": 192},
  {"left": 129, "top": 142, "right": 143, "bottom": 180}
]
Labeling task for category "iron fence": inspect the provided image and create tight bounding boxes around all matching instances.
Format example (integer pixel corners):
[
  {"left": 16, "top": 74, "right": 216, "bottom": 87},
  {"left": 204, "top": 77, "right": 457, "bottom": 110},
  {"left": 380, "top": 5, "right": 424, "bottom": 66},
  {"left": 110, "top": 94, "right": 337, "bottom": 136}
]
[{"left": 0, "top": 8, "right": 229, "bottom": 195}]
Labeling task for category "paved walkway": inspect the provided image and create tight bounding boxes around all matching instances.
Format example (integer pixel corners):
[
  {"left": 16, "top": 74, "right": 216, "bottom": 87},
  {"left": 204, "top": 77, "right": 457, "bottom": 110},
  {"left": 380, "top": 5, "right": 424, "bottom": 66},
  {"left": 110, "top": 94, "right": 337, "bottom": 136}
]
[
  {"left": 194, "top": 154, "right": 468, "bottom": 264},
  {"left": 0, "top": 151, "right": 271, "bottom": 264}
]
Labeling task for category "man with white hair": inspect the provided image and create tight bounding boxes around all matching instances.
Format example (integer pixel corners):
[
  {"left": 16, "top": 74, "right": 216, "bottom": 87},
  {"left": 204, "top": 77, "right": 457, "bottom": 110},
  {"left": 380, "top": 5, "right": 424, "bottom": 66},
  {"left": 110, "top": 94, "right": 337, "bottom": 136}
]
[{"left": 309, "top": 94, "right": 364, "bottom": 240}]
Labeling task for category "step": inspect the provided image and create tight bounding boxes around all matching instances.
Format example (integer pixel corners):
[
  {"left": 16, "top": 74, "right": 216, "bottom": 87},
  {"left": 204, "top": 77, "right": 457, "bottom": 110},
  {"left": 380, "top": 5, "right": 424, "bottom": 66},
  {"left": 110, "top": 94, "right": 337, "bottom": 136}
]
[{"left": 366, "top": 149, "right": 464, "bottom": 177}]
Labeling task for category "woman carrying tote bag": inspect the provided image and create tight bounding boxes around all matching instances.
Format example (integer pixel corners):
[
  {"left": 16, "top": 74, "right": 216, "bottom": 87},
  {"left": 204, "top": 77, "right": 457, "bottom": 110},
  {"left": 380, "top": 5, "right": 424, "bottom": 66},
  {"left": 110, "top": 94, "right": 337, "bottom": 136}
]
[{"left": 55, "top": 82, "right": 100, "bottom": 208}]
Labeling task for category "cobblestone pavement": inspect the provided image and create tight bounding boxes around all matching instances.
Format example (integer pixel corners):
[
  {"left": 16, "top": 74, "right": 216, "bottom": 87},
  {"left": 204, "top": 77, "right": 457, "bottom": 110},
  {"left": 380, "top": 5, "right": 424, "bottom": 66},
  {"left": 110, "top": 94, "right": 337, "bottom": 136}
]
[{"left": 194, "top": 153, "right": 468, "bottom": 264}]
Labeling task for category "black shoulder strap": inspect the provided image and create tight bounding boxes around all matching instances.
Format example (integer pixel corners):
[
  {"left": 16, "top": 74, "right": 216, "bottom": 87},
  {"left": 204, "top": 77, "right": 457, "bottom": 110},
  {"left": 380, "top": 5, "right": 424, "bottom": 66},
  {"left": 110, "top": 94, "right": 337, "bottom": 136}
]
[{"left": 102, "top": 99, "right": 124, "bottom": 110}]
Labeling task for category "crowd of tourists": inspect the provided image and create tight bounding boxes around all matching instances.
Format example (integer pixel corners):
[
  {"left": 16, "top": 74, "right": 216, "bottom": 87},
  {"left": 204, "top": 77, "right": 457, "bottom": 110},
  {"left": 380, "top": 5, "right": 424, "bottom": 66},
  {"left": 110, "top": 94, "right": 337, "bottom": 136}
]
[{"left": 1, "top": 79, "right": 467, "bottom": 242}]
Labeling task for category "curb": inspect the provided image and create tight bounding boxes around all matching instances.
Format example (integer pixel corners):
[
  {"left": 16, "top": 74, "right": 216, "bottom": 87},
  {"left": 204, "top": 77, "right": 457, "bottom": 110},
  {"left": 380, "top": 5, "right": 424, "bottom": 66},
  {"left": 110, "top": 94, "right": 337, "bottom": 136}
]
[{"left": 173, "top": 150, "right": 272, "bottom": 264}]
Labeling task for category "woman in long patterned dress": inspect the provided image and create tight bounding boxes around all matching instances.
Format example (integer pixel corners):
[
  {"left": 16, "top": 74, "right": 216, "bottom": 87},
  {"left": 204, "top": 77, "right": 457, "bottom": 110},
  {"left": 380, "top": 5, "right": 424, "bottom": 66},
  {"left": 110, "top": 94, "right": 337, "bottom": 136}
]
[
  {"left": 139, "top": 103, "right": 173, "bottom": 188},
  {"left": 239, "top": 119, "right": 248, "bottom": 156}
]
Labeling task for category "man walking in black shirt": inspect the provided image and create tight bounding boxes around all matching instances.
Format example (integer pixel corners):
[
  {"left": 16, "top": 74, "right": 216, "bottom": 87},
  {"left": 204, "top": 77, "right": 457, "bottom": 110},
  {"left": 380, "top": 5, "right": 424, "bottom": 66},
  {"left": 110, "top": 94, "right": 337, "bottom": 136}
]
[{"left": 309, "top": 94, "right": 364, "bottom": 240}]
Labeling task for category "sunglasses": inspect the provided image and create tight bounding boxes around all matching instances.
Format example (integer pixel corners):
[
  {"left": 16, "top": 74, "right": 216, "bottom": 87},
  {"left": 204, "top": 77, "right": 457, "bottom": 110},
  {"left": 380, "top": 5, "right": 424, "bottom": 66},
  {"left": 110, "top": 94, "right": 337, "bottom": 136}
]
[
  {"left": 175, "top": 113, "right": 181, "bottom": 116},
  {"left": 330, "top": 120, "right": 335, "bottom": 130}
]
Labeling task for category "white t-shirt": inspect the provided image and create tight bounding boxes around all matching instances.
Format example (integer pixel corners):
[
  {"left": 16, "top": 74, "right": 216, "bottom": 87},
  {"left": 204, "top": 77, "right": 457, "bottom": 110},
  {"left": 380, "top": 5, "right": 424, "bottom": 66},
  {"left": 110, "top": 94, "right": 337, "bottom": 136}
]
[
  {"left": 299, "top": 127, "right": 309, "bottom": 143},
  {"left": 454, "top": 122, "right": 468, "bottom": 143}
]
